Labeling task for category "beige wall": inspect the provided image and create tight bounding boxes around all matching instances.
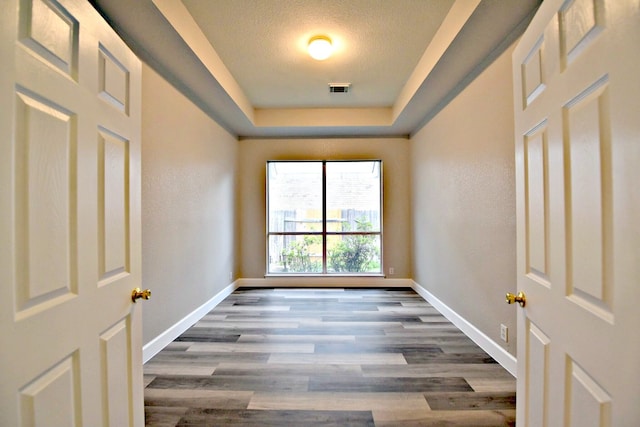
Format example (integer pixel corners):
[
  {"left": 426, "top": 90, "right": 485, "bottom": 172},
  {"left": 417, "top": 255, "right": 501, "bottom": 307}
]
[
  {"left": 410, "top": 43, "right": 517, "bottom": 355},
  {"left": 140, "top": 42, "right": 517, "bottom": 354},
  {"left": 238, "top": 138, "right": 411, "bottom": 279},
  {"left": 141, "top": 64, "right": 239, "bottom": 345}
]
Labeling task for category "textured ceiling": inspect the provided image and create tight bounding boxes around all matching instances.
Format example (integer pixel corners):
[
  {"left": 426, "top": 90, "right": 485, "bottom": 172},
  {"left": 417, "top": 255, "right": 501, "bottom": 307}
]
[
  {"left": 92, "top": 0, "right": 541, "bottom": 138},
  {"left": 181, "top": 0, "right": 455, "bottom": 108}
]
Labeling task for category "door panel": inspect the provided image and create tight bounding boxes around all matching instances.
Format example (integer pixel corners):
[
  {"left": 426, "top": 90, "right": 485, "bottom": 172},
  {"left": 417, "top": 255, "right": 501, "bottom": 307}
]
[
  {"left": 524, "top": 121, "right": 550, "bottom": 285},
  {"left": 1, "top": 0, "right": 143, "bottom": 425},
  {"left": 560, "top": 0, "right": 604, "bottom": 66},
  {"left": 98, "top": 127, "right": 130, "bottom": 283},
  {"left": 100, "top": 318, "right": 133, "bottom": 426},
  {"left": 19, "top": 353, "right": 81, "bottom": 427},
  {"left": 18, "top": 0, "right": 79, "bottom": 78},
  {"left": 98, "top": 44, "right": 130, "bottom": 114},
  {"left": 525, "top": 322, "right": 550, "bottom": 427},
  {"left": 521, "top": 38, "right": 545, "bottom": 107},
  {"left": 566, "top": 359, "right": 611, "bottom": 427},
  {"left": 563, "top": 78, "right": 613, "bottom": 319},
  {"left": 513, "top": 0, "right": 639, "bottom": 425},
  {"left": 14, "top": 88, "right": 77, "bottom": 318}
]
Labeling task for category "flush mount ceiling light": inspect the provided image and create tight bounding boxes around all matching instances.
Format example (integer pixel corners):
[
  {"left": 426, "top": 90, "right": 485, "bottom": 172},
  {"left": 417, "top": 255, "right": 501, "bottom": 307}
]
[{"left": 308, "top": 36, "right": 333, "bottom": 60}]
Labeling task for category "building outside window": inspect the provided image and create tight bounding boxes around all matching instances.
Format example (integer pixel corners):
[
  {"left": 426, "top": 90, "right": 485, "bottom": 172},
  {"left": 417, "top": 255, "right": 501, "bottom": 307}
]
[{"left": 267, "top": 160, "right": 382, "bottom": 275}]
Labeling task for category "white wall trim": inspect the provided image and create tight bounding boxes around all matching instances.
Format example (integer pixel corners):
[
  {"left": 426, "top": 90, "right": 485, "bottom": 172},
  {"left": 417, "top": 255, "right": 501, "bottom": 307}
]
[
  {"left": 142, "top": 281, "right": 239, "bottom": 363},
  {"left": 411, "top": 280, "right": 517, "bottom": 377},
  {"left": 237, "top": 277, "right": 414, "bottom": 288}
]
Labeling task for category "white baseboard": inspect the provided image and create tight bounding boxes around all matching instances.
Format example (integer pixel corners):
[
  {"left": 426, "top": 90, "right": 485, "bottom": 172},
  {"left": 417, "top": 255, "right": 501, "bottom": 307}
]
[
  {"left": 142, "top": 281, "right": 239, "bottom": 363},
  {"left": 237, "top": 277, "right": 414, "bottom": 288},
  {"left": 411, "top": 280, "right": 517, "bottom": 377}
]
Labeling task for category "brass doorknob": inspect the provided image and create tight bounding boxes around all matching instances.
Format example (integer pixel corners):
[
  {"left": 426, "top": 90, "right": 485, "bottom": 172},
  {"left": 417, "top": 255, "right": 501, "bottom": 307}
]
[
  {"left": 506, "top": 291, "right": 526, "bottom": 307},
  {"left": 131, "top": 288, "right": 151, "bottom": 303}
]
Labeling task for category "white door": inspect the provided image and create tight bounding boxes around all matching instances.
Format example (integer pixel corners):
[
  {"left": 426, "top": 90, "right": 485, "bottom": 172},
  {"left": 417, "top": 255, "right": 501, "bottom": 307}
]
[
  {"left": 512, "top": 0, "right": 639, "bottom": 425},
  {"left": 0, "top": 0, "right": 144, "bottom": 425}
]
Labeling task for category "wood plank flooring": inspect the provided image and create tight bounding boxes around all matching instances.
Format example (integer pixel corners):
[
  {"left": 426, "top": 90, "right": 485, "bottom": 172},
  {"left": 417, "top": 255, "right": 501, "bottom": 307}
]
[{"left": 144, "top": 287, "right": 516, "bottom": 426}]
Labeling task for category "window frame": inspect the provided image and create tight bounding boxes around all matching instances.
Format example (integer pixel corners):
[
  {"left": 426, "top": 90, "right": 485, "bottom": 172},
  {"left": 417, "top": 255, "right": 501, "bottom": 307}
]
[{"left": 266, "top": 160, "right": 383, "bottom": 276}]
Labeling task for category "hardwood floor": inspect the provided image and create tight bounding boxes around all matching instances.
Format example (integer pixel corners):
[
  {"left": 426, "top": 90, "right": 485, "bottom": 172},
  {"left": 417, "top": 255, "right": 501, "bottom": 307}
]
[{"left": 144, "top": 287, "right": 516, "bottom": 426}]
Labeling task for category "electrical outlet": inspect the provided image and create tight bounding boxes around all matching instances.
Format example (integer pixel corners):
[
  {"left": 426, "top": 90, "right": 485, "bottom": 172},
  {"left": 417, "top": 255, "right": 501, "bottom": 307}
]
[
  {"left": 229, "top": 271, "right": 233, "bottom": 281},
  {"left": 500, "top": 324, "right": 508, "bottom": 342},
  {"left": 389, "top": 267, "right": 395, "bottom": 275}
]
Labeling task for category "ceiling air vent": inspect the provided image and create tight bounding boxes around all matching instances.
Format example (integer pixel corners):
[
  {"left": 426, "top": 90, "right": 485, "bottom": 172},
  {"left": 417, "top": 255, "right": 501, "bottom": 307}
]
[{"left": 329, "top": 83, "right": 351, "bottom": 93}]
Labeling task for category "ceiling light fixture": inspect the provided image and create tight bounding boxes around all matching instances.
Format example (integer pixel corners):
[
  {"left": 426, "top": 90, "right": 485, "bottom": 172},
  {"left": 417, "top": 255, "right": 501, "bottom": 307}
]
[{"left": 308, "top": 36, "right": 333, "bottom": 60}]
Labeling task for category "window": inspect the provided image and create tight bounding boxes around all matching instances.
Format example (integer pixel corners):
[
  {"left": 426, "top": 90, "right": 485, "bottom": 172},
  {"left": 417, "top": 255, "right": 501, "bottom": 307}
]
[{"left": 267, "top": 160, "right": 382, "bottom": 275}]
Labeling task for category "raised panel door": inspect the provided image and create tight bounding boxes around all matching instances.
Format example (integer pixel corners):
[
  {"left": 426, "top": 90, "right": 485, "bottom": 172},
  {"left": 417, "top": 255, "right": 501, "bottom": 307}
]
[
  {"left": 513, "top": 0, "right": 640, "bottom": 425},
  {"left": 0, "top": 0, "right": 143, "bottom": 425}
]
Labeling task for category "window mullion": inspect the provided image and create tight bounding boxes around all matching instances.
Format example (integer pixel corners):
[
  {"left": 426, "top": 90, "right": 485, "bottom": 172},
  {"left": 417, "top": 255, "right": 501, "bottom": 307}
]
[{"left": 322, "top": 161, "right": 327, "bottom": 274}]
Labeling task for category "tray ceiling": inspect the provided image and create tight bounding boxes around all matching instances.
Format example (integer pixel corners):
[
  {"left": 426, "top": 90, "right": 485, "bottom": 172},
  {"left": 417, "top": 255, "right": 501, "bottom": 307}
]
[{"left": 92, "top": 0, "right": 540, "bottom": 138}]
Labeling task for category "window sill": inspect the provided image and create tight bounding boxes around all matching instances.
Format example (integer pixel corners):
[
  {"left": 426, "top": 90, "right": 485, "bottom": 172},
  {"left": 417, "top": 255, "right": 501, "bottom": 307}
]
[{"left": 264, "top": 273, "right": 386, "bottom": 278}]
